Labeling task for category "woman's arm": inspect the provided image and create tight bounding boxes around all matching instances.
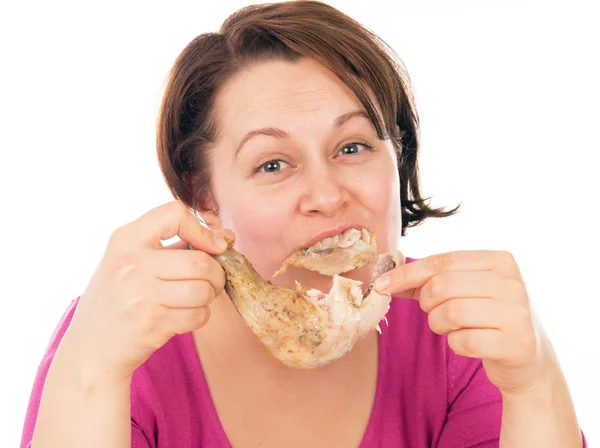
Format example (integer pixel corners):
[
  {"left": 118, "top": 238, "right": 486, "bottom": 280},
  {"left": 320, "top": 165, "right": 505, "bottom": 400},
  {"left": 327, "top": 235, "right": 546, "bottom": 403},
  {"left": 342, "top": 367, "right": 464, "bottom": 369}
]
[
  {"left": 500, "top": 364, "right": 583, "bottom": 447},
  {"left": 25, "top": 201, "right": 228, "bottom": 447},
  {"left": 437, "top": 351, "right": 584, "bottom": 448},
  {"left": 376, "top": 250, "right": 585, "bottom": 447},
  {"left": 30, "top": 331, "right": 132, "bottom": 448}
]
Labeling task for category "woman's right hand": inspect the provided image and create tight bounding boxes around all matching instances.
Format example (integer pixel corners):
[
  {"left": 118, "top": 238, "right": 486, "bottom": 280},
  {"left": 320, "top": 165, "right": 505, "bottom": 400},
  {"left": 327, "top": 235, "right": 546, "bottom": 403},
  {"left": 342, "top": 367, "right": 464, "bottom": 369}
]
[{"left": 62, "top": 200, "right": 230, "bottom": 384}]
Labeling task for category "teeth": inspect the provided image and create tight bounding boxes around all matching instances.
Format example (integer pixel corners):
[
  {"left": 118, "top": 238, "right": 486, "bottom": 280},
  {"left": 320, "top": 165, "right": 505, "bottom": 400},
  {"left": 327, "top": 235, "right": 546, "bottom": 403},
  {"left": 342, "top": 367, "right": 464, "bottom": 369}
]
[
  {"left": 338, "top": 228, "right": 360, "bottom": 248},
  {"left": 310, "top": 234, "right": 340, "bottom": 252},
  {"left": 308, "top": 228, "right": 365, "bottom": 252},
  {"left": 275, "top": 227, "right": 377, "bottom": 278}
]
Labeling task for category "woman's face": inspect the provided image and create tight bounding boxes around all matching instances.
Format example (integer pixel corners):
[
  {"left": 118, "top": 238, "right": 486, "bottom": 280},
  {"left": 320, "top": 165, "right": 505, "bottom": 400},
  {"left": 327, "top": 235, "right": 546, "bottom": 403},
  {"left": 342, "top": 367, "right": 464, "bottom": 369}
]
[{"left": 205, "top": 57, "right": 401, "bottom": 292}]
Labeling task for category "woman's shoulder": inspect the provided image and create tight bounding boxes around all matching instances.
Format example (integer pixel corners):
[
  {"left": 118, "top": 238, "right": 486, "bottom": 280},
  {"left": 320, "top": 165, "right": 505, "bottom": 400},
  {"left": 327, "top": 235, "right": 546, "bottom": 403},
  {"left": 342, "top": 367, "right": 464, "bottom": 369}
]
[{"left": 130, "top": 332, "right": 223, "bottom": 444}]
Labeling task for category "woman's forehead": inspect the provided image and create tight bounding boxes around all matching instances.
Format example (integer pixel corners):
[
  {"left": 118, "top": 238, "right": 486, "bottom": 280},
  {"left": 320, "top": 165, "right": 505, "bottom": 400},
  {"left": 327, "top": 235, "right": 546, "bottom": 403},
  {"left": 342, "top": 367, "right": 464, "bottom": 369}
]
[{"left": 218, "top": 59, "right": 363, "bottom": 120}]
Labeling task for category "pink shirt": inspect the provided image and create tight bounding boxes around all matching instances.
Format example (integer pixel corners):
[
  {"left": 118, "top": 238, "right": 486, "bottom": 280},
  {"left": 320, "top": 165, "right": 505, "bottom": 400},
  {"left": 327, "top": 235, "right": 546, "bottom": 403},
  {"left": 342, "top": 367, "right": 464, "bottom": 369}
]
[{"left": 20, "top": 262, "right": 588, "bottom": 447}]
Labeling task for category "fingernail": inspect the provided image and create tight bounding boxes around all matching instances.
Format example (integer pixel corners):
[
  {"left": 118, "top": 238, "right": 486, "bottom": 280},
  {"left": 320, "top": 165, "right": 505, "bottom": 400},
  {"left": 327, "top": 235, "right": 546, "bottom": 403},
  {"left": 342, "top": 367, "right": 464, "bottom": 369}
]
[
  {"left": 213, "top": 234, "right": 228, "bottom": 251},
  {"left": 374, "top": 274, "right": 390, "bottom": 293}
]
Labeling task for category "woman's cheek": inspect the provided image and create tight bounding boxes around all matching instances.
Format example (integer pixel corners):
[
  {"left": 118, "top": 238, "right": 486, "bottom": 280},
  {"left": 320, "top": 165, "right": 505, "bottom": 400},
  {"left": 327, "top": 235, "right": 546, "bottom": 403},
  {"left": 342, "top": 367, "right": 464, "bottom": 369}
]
[
  {"left": 360, "top": 159, "right": 401, "bottom": 250},
  {"left": 224, "top": 192, "right": 294, "bottom": 275}
]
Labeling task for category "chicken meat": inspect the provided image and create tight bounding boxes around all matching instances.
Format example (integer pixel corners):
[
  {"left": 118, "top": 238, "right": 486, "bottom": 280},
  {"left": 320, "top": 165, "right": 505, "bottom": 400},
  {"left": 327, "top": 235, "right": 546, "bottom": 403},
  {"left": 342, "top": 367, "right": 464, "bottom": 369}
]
[
  {"left": 273, "top": 228, "right": 377, "bottom": 277},
  {"left": 192, "top": 228, "right": 402, "bottom": 368}
]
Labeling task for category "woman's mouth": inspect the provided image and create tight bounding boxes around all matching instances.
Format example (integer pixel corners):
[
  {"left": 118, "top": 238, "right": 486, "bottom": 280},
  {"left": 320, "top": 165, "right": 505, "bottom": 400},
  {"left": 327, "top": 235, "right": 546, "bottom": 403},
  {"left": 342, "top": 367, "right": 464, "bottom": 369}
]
[
  {"left": 301, "top": 223, "right": 365, "bottom": 250},
  {"left": 273, "top": 227, "right": 376, "bottom": 277}
]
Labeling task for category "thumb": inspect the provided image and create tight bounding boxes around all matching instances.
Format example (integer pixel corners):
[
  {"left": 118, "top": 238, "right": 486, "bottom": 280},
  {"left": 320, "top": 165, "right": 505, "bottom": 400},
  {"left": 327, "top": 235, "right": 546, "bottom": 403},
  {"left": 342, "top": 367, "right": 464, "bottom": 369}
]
[{"left": 212, "top": 227, "right": 236, "bottom": 245}]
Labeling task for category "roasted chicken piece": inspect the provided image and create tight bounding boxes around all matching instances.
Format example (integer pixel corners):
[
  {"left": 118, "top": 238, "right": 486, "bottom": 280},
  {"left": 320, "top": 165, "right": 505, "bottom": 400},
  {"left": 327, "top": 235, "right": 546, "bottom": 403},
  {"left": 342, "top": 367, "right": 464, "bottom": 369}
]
[
  {"left": 273, "top": 228, "right": 377, "bottom": 277},
  {"left": 192, "top": 228, "right": 402, "bottom": 368}
]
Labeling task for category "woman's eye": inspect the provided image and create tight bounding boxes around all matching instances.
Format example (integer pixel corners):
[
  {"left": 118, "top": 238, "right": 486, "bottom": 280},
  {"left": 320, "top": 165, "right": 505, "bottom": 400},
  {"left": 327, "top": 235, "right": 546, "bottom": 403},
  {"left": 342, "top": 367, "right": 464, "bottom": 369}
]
[
  {"left": 339, "top": 142, "right": 374, "bottom": 156},
  {"left": 254, "top": 142, "right": 373, "bottom": 175},
  {"left": 257, "top": 159, "right": 288, "bottom": 173}
]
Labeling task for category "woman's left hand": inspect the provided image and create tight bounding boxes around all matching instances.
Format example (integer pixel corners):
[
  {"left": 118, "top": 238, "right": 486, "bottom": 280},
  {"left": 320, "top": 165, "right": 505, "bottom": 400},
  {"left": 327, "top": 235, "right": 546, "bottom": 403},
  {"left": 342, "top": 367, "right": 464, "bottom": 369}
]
[{"left": 374, "top": 250, "right": 556, "bottom": 396}]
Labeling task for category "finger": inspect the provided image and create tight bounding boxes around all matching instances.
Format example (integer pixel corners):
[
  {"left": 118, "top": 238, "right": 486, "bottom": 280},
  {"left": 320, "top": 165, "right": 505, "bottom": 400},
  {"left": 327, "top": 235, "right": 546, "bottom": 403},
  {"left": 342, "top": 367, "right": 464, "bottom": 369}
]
[
  {"left": 147, "top": 249, "right": 226, "bottom": 293},
  {"left": 447, "top": 328, "right": 505, "bottom": 360},
  {"left": 427, "top": 298, "right": 519, "bottom": 335},
  {"left": 162, "top": 239, "right": 189, "bottom": 250},
  {"left": 419, "top": 271, "right": 527, "bottom": 312},
  {"left": 121, "top": 200, "right": 228, "bottom": 253},
  {"left": 159, "top": 306, "right": 212, "bottom": 336},
  {"left": 213, "top": 227, "right": 236, "bottom": 243},
  {"left": 187, "top": 227, "right": 236, "bottom": 251},
  {"left": 151, "top": 279, "right": 217, "bottom": 308},
  {"left": 374, "top": 250, "right": 520, "bottom": 297}
]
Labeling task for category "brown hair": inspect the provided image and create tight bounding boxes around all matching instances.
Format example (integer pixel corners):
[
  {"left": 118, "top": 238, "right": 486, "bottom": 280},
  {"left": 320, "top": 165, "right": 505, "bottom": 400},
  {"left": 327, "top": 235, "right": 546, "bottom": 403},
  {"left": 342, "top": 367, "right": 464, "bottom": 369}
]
[{"left": 156, "top": 0, "right": 459, "bottom": 235}]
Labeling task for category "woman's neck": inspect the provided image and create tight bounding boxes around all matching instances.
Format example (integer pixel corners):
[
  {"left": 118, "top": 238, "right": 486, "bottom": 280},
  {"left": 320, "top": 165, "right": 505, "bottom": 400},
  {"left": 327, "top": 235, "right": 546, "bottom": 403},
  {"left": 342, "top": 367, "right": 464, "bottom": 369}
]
[{"left": 193, "top": 290, "right": 378, "bottom": 392}]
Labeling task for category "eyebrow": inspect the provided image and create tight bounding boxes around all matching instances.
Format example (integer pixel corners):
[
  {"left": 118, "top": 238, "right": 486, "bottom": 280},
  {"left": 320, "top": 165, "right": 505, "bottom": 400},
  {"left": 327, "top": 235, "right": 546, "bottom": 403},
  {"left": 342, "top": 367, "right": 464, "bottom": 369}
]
[{"left": 234, "top": 109, "right": 372, "bottom": 158}]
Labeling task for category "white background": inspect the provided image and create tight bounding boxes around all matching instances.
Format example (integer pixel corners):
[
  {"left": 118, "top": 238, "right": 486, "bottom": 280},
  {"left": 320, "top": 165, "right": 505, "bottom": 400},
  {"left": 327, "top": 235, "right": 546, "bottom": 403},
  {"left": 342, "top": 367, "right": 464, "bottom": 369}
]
[{"left": 1, "top": 0, "right": 598, "bottom": 446}]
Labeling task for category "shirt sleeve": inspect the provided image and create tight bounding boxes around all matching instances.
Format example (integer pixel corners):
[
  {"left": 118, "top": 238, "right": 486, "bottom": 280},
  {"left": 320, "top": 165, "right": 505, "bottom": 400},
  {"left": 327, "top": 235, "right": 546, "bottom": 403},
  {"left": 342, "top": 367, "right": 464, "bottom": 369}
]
[{"left": 436, "top": 349, "right": 503, "bottom": 448}]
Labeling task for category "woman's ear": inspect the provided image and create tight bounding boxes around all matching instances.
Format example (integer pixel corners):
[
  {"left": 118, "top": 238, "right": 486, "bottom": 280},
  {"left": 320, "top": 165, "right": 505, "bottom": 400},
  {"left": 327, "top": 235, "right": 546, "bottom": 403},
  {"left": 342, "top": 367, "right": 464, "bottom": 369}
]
[
  {"left": 195, "top": 194, "right": 221, "bottom": 229},
  {"left": 183, "top": 172, "right": 221, "bottom": 229},
  {"left": 199, "top": 206, "right": 221, "bottom": 229}
]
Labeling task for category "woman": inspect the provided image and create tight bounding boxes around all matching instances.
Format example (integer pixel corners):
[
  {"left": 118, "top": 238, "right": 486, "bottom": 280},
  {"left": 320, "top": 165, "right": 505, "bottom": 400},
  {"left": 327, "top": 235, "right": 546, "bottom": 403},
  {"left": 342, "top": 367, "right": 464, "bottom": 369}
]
[{"left": 21, "top": 1, "right": 586, "bottom": 447}]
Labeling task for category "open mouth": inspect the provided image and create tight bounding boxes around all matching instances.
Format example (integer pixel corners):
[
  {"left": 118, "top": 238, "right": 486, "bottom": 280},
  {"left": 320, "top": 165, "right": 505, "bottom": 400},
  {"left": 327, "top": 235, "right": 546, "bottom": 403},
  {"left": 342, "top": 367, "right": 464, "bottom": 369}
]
[{"left": 273, "top": 227, "right": 378, "bottom": 277}]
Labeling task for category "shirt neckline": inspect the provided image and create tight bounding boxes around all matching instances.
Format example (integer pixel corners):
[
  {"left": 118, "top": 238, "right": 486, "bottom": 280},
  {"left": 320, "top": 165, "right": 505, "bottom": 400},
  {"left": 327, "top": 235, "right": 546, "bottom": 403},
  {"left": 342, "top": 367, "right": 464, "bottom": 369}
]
[{"left": 183, "top": 317, "right": 389, "bottom": 446}]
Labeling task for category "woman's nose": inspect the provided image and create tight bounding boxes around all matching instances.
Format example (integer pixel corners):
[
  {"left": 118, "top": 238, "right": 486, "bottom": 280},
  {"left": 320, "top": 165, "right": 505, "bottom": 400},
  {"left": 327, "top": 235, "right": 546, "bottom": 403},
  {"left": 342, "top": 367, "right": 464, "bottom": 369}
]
[{"left": 297, "top": 167, "right": 350, "bottom": 217}]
